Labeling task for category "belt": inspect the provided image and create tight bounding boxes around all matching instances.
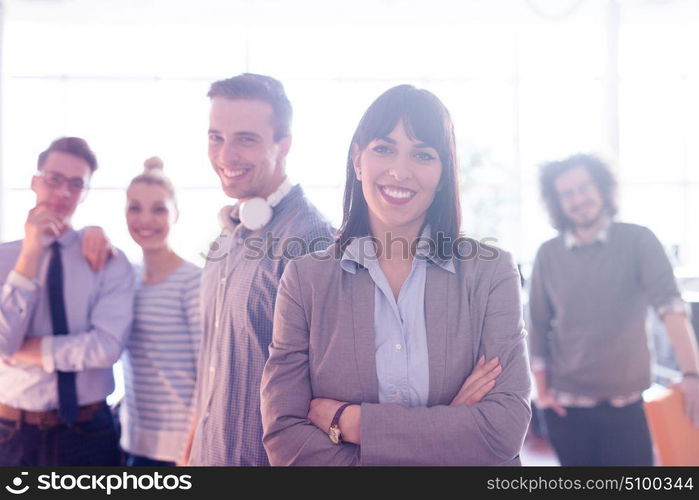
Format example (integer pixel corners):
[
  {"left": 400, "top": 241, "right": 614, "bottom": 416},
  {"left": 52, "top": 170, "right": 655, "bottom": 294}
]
[{"left": 0, "top": 401, "right": 106, "bottom": 429}]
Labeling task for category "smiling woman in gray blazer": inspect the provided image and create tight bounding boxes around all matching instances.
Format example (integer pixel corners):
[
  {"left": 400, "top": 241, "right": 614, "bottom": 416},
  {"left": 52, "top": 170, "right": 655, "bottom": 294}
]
[{"left": 260, "top": 85, "right": 531, "bottom": 466}]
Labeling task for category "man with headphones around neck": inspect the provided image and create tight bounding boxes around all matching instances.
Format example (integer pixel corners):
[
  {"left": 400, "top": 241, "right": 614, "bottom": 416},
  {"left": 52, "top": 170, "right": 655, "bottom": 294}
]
[{"left": 181, "top": 74, "right": 334, "bottom": 466}]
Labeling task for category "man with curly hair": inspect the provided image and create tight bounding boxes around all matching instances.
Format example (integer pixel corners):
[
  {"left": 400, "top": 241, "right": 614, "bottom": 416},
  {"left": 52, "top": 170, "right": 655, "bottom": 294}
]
[{"left": 527, "top": 153, "right": 699, "bottom": 465}]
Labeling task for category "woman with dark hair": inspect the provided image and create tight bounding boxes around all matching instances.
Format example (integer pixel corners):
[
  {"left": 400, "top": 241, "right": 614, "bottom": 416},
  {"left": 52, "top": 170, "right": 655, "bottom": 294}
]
[{"left": 260, "top": 85, "right": 531, "bottom": 465}]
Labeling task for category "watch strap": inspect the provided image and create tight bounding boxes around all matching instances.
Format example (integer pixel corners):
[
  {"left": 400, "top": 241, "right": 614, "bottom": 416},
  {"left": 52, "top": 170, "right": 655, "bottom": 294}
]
[{"left": 330, "top": 403, "right": 353, "bottom": 431}]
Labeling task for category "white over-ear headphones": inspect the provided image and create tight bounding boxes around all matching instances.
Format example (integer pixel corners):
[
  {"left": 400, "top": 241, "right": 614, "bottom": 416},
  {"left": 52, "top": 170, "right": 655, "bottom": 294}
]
[{"left": 218, "top": 178, "right": 294, "bottom": 231}]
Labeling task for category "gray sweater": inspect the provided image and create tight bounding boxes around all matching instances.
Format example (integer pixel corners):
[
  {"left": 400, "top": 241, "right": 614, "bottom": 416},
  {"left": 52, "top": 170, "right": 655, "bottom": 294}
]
[{"left": 527, "top": 222, "right": 682, "bottom": 398}]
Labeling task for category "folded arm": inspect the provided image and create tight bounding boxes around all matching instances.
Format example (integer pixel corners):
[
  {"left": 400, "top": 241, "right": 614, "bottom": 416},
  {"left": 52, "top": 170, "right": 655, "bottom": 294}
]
[
  {"left": 359, "top": 253, "right": 531, "bottom": 465},
  {"left": 263, "top": 253, "right": 531, "bottom": 466},
  {"left": 261, "top": 260, "right": 360, "bottom": 466},
  {"left": 41, "top": 253, "right": 135, "bottom": 372},
  {"left": 0, "top": 271, "right": 41, "bottom": 356}
]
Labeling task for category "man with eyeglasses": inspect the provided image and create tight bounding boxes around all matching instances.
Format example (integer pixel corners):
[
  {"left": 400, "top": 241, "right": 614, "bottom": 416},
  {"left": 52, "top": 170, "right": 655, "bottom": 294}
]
[
  {"left": 527, "top": 153, "right": 699, "bottom": 466},
  {"left": 0, "top": 137, "right": 135, "bottom": 465}
]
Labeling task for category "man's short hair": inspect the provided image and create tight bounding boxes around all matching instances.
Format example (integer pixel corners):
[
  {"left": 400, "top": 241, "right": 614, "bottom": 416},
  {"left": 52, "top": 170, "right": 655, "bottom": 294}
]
[
  {"left": 207, "top": 73, "right": 292, "bottom": 141},
  {"left": 539, "top": 153, "right": 618, "bottom": 232},
  {"left": 37, "top": 137, "right": 98, "bottom": 173}
]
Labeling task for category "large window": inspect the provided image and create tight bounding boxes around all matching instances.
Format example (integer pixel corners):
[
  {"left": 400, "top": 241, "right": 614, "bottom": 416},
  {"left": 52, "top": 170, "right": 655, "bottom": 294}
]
[{"left": 2, "top": 0, "right": 698, "bottom": 272}]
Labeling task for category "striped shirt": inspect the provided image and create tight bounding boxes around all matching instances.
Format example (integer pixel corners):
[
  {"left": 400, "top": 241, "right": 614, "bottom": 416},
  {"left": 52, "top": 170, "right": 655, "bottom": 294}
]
[{"left": 120, "top": 261, "right": 201, "bottom": 462}]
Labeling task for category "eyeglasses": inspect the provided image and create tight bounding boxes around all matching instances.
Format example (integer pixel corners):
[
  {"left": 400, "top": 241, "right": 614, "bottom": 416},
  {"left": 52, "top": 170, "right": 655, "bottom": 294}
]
[
  {"left": 558, "top": 181, "right": 593, "bottom": 202},
  {"left": 36, "top": 170, "right": 88, "bottom": 194}
]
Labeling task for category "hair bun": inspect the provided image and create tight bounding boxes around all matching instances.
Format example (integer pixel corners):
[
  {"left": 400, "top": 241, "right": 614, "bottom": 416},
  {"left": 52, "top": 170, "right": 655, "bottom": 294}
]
[{"left": 143, "top": 156, "right": 164, "bottom": 173}]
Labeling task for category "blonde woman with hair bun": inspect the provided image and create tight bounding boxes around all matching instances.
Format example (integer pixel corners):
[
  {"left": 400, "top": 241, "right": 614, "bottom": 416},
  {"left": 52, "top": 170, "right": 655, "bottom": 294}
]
[{"left": 118, "top": 156, "right": 202, "bottom": 467}]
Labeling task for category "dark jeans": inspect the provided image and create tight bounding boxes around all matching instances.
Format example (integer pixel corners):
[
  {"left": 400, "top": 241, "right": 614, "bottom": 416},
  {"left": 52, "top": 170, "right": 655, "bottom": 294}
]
[
  {"left": 0, "top": 405, "right": 120, "bottom": 466},
  {"left": 541, "top": 399, "right": 654, "bottom": 466},
  {"left": 125, "top": 453, "right": 175, "bottom": 467}
]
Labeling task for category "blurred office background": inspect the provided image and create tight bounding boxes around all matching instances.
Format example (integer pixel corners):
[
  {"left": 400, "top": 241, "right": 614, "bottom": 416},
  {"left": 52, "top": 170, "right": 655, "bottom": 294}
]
[
  {"left": 2, "top": 0, "right": 699, "bottom": 270},
  {"left": 2, "top": 0, "right": 699, "bottom": 465}
]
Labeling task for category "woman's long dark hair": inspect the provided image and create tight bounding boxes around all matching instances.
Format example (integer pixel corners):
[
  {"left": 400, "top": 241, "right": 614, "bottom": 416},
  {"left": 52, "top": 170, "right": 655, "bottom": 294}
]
[{"left": 336, "top": 85, "right": 461, "bottom": 259}]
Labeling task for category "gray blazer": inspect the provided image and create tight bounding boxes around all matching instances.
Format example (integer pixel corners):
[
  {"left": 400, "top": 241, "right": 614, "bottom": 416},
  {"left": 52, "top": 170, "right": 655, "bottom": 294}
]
[{"left": 260, "top": 240, "right": 531, "bottom": 465}]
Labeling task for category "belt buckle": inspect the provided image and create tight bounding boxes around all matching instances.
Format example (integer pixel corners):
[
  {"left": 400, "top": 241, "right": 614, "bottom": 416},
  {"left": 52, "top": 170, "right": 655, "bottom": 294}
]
[{"left": 36, "top": 411, "right": 56, "bottom": 430}]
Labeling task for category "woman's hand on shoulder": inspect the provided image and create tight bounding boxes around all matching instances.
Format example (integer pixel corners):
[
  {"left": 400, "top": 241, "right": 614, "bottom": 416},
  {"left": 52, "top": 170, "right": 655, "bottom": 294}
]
[{"left": 81, "top": 226, "right": 115, "bottom": 272}]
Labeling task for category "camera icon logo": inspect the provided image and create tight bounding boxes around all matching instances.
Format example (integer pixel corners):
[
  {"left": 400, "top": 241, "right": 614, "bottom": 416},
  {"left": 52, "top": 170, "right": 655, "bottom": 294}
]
[{"left": 5, "top": 472, "right": 30, "bottom": 495}]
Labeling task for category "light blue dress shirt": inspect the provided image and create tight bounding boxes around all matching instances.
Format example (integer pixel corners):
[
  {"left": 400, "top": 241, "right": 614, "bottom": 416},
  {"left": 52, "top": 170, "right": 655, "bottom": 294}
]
[
  {"left": 0, "top": 228, "right": 135, "bottom": 411},
  {"left": 340, "top": 229, "right": 456, "bottom": 407}
]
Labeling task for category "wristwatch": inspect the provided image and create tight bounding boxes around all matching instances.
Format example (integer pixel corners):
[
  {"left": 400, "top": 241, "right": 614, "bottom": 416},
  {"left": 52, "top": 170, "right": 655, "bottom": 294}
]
[{"left": 328, "top": 403, "right": 353, "bottom": 445}]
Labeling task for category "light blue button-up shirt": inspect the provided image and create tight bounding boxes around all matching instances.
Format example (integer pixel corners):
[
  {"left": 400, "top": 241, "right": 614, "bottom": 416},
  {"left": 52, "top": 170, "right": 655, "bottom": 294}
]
[
  {"left": 340, "top": 229, "right": 456, "bottom": 407},
  {"left": 0, "top": 228, "right": 135, "bottom": 411}
]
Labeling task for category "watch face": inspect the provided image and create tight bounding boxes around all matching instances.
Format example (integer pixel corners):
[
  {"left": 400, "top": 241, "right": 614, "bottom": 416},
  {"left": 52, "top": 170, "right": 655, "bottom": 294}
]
[{"left": 328, "top": 425, "right": 341, "bottom": 444}]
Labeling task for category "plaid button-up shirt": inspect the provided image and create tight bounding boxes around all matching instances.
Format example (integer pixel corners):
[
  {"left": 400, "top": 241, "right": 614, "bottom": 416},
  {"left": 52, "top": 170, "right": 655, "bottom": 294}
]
[{"left": 190, "top": 185, "right": 334, "bottom": 466}]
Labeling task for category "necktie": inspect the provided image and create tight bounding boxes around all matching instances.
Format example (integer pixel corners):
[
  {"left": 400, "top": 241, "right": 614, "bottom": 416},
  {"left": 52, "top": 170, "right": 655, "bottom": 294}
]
[{"left": 47, "top": 241, "right": 79, "bottom": 424}]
